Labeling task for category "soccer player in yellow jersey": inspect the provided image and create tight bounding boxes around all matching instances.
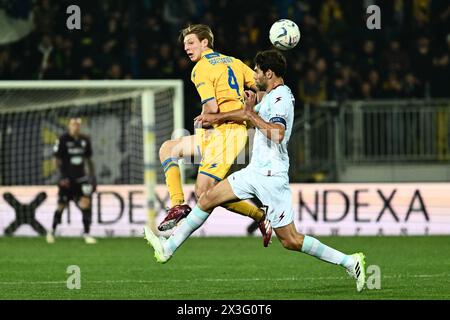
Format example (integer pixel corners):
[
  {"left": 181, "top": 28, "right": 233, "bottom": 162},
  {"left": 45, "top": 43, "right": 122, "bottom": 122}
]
[{"left": 157, "top": 24, "right": 272, "bottom": 246}]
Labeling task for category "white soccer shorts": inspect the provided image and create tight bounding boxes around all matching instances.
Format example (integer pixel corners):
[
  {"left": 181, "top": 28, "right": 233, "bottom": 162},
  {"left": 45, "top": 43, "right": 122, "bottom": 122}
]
[{"left": 227, "top": 166, "right": 294, "bottom": 229}]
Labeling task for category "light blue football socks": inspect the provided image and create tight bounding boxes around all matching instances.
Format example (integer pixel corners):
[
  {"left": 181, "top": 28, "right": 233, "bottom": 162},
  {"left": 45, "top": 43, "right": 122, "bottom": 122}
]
[
  {"left": 301, "top": 235, "right": 354, "bottom": 269},
  {"left": 162, "top": 207, "right": 355, "bottom": 270},
  {"left": 164, "top": 206, "right": 209, "bottom": 256}
]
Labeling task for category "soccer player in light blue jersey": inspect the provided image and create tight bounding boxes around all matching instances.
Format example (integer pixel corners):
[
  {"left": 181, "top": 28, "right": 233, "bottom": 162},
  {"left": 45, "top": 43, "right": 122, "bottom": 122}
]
[{"left": 145, "top": 50, "right": 366, "bottom": 292}]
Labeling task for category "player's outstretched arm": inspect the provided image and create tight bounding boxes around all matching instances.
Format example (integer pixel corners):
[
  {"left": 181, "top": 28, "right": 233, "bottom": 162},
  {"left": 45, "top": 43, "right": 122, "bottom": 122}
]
[
  {"left": 243, "top": 91, "right": 285, "bottom": 143},
  {"left": 194, "top": 108, "right": 246, "bottom": 125},
  {"left": 247, "top": 113, "right": 285, "bottom": 143},
  {"left": 194, "top": 89, "right": 261, "bottom": 124}
]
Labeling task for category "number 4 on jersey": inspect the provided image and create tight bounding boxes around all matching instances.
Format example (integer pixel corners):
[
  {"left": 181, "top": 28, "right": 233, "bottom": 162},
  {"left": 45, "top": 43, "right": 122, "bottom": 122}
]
[{"left": 227, "top": 66, "right": 240, "bottom": 97}]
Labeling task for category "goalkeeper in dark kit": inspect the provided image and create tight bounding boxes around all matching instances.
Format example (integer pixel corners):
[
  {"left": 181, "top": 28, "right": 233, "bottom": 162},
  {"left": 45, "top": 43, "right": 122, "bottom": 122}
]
[{"left": 47, "top": 117, "right": 97, "bottom": 244}]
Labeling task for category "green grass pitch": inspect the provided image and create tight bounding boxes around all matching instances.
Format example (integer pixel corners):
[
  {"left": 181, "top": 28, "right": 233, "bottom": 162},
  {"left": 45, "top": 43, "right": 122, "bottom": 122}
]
[{"left": 0, "top": 236, "right": 449, "bottom": 299}]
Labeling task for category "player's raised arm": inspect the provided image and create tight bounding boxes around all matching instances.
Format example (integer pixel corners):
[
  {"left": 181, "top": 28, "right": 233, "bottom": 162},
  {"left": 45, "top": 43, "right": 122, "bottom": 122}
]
[
  {"left": 243, "top": 91, "right": 285, "bottom": 143},
  {"left": 194, "top": 90, "right": 263, "bottom": 125},
  {"left": 194, "top": 106, "right": 246, "bottom": 125}
]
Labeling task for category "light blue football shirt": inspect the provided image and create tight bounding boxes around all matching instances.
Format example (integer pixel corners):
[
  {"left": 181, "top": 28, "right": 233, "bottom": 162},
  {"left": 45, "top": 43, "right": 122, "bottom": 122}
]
[{"left": 249, "top": 84, "right": 295, "bottom": 174}]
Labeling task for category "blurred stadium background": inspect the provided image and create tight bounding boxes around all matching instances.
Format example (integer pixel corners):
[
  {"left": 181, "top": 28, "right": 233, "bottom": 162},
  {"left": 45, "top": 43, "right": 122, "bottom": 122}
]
[{"left": 0, "top": 0, "right": 449, "bottom": 299}]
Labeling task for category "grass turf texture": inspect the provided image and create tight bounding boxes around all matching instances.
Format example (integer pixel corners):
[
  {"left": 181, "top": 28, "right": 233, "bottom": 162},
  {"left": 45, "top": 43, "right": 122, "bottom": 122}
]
[{"left": 0, "top": 236, "right": 449, "bottom": 299}]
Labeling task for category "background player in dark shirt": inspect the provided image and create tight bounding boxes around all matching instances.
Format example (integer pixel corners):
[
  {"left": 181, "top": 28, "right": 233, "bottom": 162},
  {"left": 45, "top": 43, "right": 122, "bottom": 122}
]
[{"left": 46, "top": 117, "right": 97, "bottom": 244}]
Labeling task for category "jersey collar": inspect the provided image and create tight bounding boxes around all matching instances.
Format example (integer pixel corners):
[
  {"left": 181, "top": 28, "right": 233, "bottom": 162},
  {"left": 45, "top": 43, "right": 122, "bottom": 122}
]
[
  {"left": 272, "top": 83, "right": 284, "bottom": 90},
  {"left": 266, "top": 82, "right": 284, "bottom": 94},
  {"left": 201, "top": 49, "right": 214, "bottom": 59}
]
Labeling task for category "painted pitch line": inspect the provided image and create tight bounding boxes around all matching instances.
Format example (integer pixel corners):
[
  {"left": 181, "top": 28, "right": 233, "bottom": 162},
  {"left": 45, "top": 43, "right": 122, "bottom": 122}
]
[{"left": 0, "top": 273, "right": 448, "bottom": 285}]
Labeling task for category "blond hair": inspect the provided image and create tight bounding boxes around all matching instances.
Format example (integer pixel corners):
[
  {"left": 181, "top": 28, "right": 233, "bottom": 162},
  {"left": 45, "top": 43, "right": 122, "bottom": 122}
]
[{"left": 179, "top": 24, "right": 214, "bottom": 49}]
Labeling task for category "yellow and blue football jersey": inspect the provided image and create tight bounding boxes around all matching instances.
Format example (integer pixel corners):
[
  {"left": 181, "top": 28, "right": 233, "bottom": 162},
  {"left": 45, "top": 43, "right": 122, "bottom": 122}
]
[
  {"left": 191, "top": 49, "right": 255, "bottom": 181},
  {"left": 191, "top": 49, "right": 255, "bottom": 113}
]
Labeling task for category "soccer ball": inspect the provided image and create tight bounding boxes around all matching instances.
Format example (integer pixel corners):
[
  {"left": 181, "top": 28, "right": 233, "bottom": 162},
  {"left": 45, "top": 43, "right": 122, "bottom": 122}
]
[{"left": 269, "top": 19, "right": 301, "bottom": 50}]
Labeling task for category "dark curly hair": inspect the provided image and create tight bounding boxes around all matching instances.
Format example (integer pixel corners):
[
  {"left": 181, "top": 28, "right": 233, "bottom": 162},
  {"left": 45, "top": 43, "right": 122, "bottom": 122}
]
[{"left": 254, "top": 50, "right": 287, "bottom": 77}]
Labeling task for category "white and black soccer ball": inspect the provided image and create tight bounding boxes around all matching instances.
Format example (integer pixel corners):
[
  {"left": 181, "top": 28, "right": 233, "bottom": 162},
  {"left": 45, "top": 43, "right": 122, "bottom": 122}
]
[{"left": 269, "top": 19, "right": 301, "bottom": 50}]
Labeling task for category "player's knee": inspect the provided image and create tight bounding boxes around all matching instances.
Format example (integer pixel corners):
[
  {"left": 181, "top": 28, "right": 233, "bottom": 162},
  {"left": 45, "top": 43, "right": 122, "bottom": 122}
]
[
  {"left": 195, "top": 184, "right": 214, "bottom": 200},
  {"left": 197, "top": 191, "right": 214, "bottom": 211},
  {"left": 194, "top": 181, "right": 206, "bottom": 199},
  {"left": 194, "top": 181, "right": 208, "bottom": 201},
  {"left": 197, "top": 194, "right": 208, "bottom": 211},
  {"left": 195, "top": 176, "right": 217, "bottom": 198},
  {"left": 79, "top": 197, "right": 90, "bottom": 209},
  {"left": 160, "top": 138, "right": 182, "bottom": 161},
  {"left": 159, "top": 140, "right": 174, "bottom": 160},
  {"left": 194, "top": 185, "right": 206, "bottom": 199}
]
